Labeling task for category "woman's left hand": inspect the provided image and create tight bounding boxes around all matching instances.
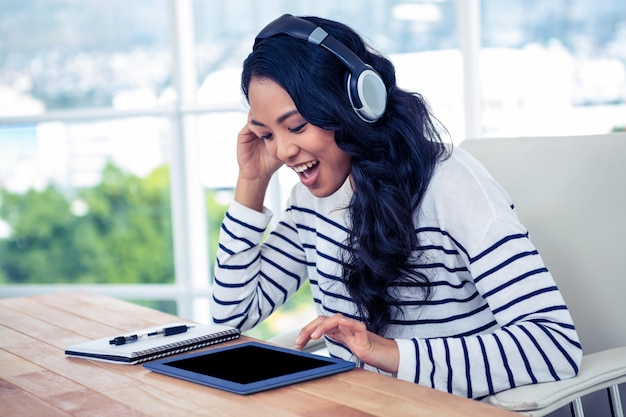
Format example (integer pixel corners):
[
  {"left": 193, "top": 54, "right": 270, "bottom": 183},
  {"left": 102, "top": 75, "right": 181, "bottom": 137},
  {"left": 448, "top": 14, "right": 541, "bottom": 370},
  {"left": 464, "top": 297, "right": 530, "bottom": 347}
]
[{"left": 295, "top": 313, "right": 399, "bottom": 374}]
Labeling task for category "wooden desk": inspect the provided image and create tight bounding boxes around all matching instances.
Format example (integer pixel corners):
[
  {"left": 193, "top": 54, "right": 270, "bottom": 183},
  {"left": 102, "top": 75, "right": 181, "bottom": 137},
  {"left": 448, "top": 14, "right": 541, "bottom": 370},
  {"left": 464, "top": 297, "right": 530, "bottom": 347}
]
[{"left": 0, "top": 292, "right": 517, "bottom": 416}]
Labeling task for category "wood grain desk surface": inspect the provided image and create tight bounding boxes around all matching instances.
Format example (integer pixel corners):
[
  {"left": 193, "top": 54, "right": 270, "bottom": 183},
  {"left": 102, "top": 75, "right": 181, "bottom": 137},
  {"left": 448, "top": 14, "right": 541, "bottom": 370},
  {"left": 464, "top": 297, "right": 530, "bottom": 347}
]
[{"left": 0, "top": 291, "right": 517, "bottom": 416}]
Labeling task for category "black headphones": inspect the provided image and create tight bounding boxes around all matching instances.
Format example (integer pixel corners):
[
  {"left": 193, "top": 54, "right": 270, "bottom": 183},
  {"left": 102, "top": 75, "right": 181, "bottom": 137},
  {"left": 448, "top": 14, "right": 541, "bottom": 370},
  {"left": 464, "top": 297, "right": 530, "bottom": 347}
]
[{"left": 254, "top": 14, "right": 387, "bottom": 123}]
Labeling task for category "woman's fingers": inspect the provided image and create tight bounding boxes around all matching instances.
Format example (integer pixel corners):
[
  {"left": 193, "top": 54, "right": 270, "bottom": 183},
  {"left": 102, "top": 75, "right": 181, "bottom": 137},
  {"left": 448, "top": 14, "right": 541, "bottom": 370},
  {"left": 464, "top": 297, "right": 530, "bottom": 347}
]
[
  {"left": 296, "top": 314, "right": 341, "bottom": 347},
  {"left": 295, "top": 314, "right": 399, "bottom": 374}
]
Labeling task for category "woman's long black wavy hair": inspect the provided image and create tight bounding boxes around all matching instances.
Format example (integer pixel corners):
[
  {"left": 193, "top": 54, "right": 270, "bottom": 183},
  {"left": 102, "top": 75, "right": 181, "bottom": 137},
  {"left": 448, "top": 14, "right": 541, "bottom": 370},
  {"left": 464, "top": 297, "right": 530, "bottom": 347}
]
[{"left": 241, "top": 16, "right": 449, "bottom": 334}]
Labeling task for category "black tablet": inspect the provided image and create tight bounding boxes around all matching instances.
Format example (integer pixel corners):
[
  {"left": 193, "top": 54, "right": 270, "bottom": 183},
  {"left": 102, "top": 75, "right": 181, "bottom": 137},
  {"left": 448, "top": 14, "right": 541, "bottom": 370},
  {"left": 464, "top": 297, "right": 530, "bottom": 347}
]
[{"left": 143, "top": 341, "right": 355, "bottom": 395}]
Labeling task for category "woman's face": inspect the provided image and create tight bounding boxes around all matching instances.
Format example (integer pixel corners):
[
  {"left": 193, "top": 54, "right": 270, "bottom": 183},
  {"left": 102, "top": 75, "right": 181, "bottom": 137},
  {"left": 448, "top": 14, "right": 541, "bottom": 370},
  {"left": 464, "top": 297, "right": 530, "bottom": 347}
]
[{"left": 247, "top": 77, "right": 351, "bottom": 198}]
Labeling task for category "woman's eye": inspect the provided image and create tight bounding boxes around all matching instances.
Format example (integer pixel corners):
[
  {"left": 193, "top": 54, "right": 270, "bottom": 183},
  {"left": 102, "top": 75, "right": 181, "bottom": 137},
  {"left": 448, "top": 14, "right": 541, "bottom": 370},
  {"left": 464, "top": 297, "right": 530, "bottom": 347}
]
[
  {"left": 259, "top": 133, "right": 273, "bottom": 140},
  {"left": 288, "top": 122, "right": 307, "bottom": 133}
]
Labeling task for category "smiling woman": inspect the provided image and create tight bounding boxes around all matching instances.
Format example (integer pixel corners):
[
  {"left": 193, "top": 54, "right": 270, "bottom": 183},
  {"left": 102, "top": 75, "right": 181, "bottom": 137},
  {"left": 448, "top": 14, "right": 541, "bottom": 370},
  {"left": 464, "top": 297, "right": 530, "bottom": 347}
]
[{"left": 210, "top": 14, "right": 582, "bottom": 401}]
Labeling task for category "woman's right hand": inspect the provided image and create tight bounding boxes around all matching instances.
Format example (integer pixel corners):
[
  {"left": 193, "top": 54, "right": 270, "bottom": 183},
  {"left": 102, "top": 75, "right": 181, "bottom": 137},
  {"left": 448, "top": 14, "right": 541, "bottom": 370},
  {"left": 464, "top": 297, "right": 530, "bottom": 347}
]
[
  {"left": 236, "top": 114, "right": 283, "bottom": 182},
  {"left": 233, "top": 114, "right": 283, "bottom": 212}
]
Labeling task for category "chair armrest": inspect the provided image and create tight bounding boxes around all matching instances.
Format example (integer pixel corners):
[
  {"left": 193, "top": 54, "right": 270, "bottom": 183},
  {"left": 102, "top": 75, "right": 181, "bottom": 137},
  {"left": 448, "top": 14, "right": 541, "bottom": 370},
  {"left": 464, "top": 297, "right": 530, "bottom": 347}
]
[{"left": 489, "top": 346, "right": 626, "bottom": 414}]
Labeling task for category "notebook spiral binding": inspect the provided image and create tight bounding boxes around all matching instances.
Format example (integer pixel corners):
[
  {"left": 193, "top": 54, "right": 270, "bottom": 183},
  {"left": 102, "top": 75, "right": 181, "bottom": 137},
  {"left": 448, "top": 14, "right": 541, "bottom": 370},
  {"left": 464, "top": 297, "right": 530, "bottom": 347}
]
[{"left": 130, "top": 329, "right": 241, "bottom": 364}]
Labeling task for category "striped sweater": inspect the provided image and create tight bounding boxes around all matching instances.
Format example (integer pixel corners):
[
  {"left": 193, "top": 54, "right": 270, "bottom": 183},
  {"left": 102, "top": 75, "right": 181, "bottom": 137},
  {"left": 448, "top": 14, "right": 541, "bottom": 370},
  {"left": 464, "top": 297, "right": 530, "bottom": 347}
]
[{"left": 212, "top": 147, "right": 582, "bottom": 399}]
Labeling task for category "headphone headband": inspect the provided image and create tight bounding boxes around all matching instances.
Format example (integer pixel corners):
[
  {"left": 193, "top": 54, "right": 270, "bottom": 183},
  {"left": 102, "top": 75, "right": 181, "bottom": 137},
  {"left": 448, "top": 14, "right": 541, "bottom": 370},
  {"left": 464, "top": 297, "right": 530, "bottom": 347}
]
[{"left": 254, "top": 14, "right": 387, "bottom": 123}]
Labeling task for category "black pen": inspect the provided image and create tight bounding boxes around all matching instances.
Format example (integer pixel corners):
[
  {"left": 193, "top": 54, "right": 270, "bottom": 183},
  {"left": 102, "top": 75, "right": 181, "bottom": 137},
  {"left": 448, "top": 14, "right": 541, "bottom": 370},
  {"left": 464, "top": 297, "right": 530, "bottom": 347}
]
[{"left": 109, "top": 324, "right": 194, "bottom": 346}]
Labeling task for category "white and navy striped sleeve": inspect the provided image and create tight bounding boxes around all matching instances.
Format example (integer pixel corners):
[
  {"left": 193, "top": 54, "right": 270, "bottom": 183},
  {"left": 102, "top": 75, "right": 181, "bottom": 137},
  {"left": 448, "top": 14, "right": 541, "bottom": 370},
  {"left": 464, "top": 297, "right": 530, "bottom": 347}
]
[
  {"left": 396, "top": 218, "right": 582, "bottom": 399},
  {"left": 394, "top": 150, "right": 583, "bottom": 399},
  {"left": 211, "top": 199, "right": 308, "bottom": 331}
]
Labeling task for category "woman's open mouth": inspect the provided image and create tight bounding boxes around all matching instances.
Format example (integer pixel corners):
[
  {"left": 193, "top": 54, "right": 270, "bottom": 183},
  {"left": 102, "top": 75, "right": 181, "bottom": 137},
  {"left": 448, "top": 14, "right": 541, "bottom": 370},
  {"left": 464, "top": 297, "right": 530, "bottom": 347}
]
[
  {"left": 292, "top": 160, "right": 319, "bottom": 178},
  {"left": 292, "top": 160, "right": 320, "bottom": 185}
]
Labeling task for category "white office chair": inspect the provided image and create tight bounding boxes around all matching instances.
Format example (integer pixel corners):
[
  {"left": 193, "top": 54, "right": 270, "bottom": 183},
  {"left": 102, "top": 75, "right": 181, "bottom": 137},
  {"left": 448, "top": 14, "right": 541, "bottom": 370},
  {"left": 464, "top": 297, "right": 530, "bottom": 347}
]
[{"left": 460, "top": 133, "right": 626, "bottom": 417}]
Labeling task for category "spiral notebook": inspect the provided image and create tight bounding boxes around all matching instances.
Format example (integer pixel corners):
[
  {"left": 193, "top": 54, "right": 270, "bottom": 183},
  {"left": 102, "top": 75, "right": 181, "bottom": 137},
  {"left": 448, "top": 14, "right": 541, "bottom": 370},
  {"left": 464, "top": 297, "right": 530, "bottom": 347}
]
[{"left": 65, "top": 322, "right": 240, "bottom": 365}]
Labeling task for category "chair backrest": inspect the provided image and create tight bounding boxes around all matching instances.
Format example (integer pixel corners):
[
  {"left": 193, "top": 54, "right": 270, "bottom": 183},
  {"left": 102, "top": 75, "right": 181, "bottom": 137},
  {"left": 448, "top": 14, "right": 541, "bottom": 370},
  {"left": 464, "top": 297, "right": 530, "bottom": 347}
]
[{"left": 461, "top": 133, "right": 626, "bottom": 355}]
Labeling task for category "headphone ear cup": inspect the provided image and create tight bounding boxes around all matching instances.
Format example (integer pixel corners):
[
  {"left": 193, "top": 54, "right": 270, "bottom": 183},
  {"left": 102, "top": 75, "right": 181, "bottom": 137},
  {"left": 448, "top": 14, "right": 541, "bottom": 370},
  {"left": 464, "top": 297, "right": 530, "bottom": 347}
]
[{"left": 347, "top": 68, "right": 387, "bottom": 122}]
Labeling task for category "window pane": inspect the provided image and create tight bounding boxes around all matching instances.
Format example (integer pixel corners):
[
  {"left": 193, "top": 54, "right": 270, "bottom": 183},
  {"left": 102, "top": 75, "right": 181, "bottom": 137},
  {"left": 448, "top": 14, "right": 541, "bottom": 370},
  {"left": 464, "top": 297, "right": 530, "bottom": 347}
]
[
  {"left": 481, "top": 0, "right": 626, "bottom": 137},
  {"left": 0, "top": 118, "right": 174, "bottom": 285},
  {"left": 0, "top": 0, "right": 171, "bottom": 115}
]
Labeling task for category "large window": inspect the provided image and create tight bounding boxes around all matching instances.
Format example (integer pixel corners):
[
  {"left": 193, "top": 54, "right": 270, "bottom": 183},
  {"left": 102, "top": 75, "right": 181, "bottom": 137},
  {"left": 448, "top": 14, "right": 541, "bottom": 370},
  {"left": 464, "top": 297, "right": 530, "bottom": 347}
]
[{"left": 1, "top": 0, "right": 624, "bottom": 340}]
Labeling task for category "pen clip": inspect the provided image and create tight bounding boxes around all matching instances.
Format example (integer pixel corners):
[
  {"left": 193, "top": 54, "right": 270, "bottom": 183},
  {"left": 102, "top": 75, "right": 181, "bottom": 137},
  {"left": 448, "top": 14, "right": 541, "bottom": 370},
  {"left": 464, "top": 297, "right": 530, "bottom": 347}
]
[{"left": 163, "top": 325, "right": 191, "bottom": 336}]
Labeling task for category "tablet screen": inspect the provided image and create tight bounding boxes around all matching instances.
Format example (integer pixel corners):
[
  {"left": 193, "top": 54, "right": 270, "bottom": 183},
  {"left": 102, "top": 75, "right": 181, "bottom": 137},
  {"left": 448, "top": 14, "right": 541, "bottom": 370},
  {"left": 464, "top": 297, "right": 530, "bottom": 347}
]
[
  {"left": 144, "top": 341, "right": 355, "bottom": 394},
  {"left": 167, "top": 343, "right": 332, "bottom": 384}
]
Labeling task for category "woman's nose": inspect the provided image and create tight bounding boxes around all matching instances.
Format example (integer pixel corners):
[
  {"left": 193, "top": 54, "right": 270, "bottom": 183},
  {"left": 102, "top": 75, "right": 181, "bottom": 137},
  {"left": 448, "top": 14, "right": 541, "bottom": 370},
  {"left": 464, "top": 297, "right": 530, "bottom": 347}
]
[{"left": 275, "top": 134, "right": 299, "bottom": 161}]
